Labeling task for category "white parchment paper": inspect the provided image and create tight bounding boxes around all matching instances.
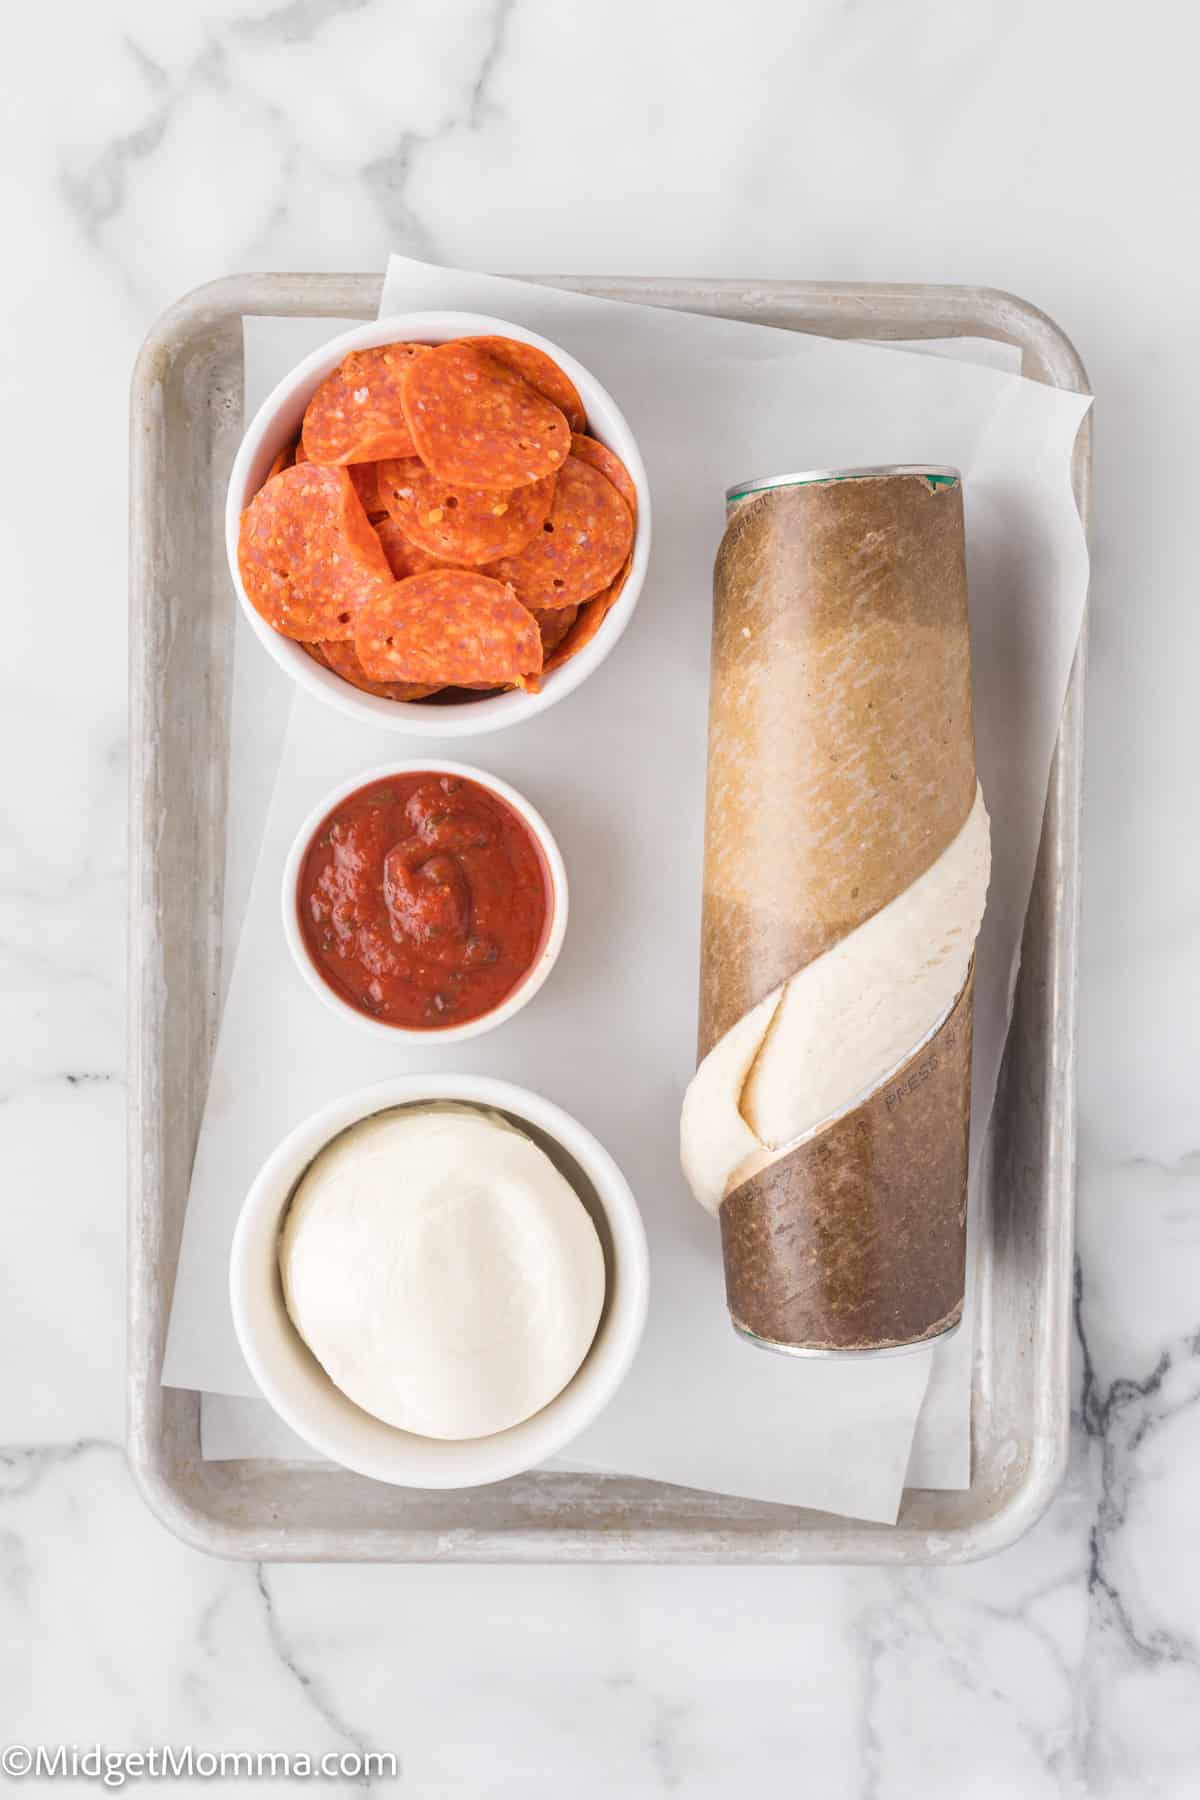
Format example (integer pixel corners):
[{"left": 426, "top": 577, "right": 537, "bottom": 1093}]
[{"left": 165, "top": 259, "right": 1090, "bottom": 1523}]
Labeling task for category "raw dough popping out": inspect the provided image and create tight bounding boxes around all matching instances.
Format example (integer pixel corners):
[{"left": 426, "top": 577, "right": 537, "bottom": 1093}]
[
  {"left": 681, "top": 784, "right": 991, "bottom": 1214},
  {"left": 279, "top": 1103, "right": 605, "bottom": 1439}
]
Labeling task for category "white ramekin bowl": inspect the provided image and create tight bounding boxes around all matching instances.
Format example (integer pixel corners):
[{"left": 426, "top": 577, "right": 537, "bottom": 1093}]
[
  {"left": 229, "top": 1075, "right": 649, "bottom": 1488},
  {"left": 225, "top": 311, "right": 651, "bottom": 738},
  {"left": 282, "top": 760, "right": 568, "bottom": 1045}
]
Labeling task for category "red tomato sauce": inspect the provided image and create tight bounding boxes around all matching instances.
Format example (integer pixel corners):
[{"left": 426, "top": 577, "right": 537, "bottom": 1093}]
[{"left": 298, "top": 772, "right": 551, "bottom": 1029}]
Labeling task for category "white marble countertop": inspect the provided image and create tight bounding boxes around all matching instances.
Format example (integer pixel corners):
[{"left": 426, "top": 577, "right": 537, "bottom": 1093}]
[{"left": 4, "top": 0, "right": 1196, "bottom": 1792}]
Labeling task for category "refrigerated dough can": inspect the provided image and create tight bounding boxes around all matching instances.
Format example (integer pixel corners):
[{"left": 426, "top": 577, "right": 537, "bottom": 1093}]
[{"left": 692, "top": 466, "right": 983, "bottom": 1357}]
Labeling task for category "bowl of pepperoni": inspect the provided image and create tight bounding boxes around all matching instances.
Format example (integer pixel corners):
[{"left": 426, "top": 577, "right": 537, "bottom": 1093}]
[
  {"left": 282, "top": 761, "right": 568, "bottom": 1042},
  {"left": 226, "top": 312, "right": 649, "bottom": 737}
]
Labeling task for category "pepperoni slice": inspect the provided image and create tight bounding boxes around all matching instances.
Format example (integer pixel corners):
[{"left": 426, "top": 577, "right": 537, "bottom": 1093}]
[
  {"left": 355, "top": 570, "right": 543, "bottom": 689},
  {"left": 317, "top": 638, "right": 439, "bottom": 702},
  {"left": 543, "top": 557, "right": 631, "bottom": 674},
  {"left": 462, "top": 336, "right": 586, "bottom": 433},
  {"left": 293, "top": 436, "right": 309, "bottom": 464},
  {"left": 487, "top": 454, "right": 633, "bottom": 609},
  {"left": 261, "top": 443, "right": 293, "bottom": 490},
  {"left": 370, "top": 515, "right": 464, "bottom": 582},
  {"left": 301, "top": 343, "right": 428, "bottom": 465},
  {"left": 238, "top": 464, "right": 392, "bottom": 641},
  {"left": 376, "top": 456, "right": 555, "bottom": 565},
  {"left": 349, "top": 461, "right": 389, "bottom": 521},
  {"left": 570, "top": 433, "right": 637, "bottom": 523},
  {"left": 533, "top": 605, "right": 578, "bottom": 655},
  {"left": 401, "top": 343, "right": 570, "bottom": 489},
  {"left": 300, "top": 635, "right": 436, "bottom": 700}
]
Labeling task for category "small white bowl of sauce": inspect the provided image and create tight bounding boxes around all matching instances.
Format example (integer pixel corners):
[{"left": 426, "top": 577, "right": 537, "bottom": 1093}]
[{"left": 282, "top": 760, "right": 568, "bottom": 1044}]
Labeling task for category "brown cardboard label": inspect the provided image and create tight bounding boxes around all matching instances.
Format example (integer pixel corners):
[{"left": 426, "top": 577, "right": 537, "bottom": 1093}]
[{"left": 721, "top": 970, "right": 973, "bottom": 1352}]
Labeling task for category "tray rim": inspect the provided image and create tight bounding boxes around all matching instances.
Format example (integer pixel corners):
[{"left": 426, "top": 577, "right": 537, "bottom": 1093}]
[{"left": 128, "top": 272, "right": 1089, "bottom": 1564}]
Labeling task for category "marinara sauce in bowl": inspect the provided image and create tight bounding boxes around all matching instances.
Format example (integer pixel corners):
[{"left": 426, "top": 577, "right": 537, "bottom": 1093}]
[{"left": 282, "top": 762, "right": 567, "bottom": 1042}]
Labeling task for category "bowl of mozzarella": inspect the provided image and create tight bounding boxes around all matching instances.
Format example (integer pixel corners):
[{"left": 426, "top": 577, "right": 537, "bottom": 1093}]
[{"left": 229, "top": 1074, "right": 649, "bottom": 1487}]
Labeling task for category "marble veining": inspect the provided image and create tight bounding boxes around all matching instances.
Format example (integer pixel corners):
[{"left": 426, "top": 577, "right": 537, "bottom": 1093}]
[{"left": 3, "top": 0, "right": 1198, "bottom": 1792}]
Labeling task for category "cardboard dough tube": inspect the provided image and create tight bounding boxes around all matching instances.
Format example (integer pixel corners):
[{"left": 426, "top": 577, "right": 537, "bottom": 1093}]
[{"left": 698, "top": 467, "right": 979, "bottom": 1355}]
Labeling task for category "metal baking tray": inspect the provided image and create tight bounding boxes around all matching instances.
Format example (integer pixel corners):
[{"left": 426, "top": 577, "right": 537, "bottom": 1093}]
[{"left": 129, "top": 274, "right": 1088, "bottom": 1563}]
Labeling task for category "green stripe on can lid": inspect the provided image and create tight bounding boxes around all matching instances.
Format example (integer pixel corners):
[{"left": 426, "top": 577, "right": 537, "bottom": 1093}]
[{"left": 725, "top": 465, "right": 961, "bottom": 504}]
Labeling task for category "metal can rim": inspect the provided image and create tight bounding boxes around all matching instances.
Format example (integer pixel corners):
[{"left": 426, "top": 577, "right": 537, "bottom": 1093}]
[
  {"left": 731, "top": 1315, "right": 962, "bottom": 1361},
  {"left": 725, "top": 464, "right": 962, "bottom": 503}
]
